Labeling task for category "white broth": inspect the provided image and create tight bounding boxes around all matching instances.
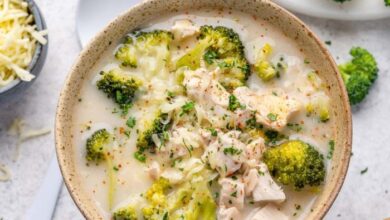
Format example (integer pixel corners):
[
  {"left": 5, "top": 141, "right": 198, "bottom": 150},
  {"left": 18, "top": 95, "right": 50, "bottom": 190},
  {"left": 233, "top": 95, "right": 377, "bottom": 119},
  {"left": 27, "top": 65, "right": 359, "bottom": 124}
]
[{"left": 71, "top": 9, "right": 335, "bottom": 220}]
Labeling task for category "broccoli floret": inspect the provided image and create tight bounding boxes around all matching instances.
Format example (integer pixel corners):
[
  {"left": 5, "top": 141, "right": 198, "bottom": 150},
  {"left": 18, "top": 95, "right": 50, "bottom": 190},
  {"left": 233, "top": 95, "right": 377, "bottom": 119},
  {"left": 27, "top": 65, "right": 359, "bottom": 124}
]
[
  {"left": 136, "top": 111, "right": 171, "bottom": 153},
  {"left": 142, "top": 176, "right": 216, "bottom": 220},
  {"left": 254, "top": 43, "right": 277, "bottom": 81},
  {"left": 176, "top": 25, "right": 250, "bottom": 91},
  {"left": 85, "top": 129, "right": 116, "bottom": 209},
  {"left": 115, "top": 30, "right": 174, "bottom": 76},
  {"left": 386, "top": 0, "right": 390, "bottom": 6},
  {"left": 97, "top": 69, "right": 142, "bottom": 114},
  {"left": 339, "top": 47, "right": 378, "bottom": 105},
  {"left": 86, "top": 129, "right": 111, "bottom": 163},
  {"left": 142, "top": 178, "right": 170, "bottom": 220},
  {"left": 263, "top": 140, "right": 326, "bottom": 189},
  {"left": 113, "top": 206, "right": 137, "bottom": 220},
  {"left": 115, "top": 37, "right": 137, "bottom": 68}
]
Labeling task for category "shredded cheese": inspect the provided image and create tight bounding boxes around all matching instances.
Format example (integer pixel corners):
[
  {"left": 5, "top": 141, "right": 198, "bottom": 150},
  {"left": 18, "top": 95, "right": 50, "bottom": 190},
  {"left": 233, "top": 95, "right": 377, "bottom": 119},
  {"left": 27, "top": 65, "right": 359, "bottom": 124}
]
[
  {"left": 8, "top": 117, "right": 51, "bottom": 161},
  {"left": 0, "top": 164, "right": 11, "bottom": 181},
  {"left": 0, "top": 0, "right": 47, "bottom": 88}
]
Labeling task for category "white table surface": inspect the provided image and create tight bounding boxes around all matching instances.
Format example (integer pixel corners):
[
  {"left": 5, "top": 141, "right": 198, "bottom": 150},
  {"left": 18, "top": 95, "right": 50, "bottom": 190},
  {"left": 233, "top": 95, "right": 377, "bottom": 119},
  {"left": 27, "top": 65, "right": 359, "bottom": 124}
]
[{"left": 0, "top": 0, "right": 389, "bottom": 219}]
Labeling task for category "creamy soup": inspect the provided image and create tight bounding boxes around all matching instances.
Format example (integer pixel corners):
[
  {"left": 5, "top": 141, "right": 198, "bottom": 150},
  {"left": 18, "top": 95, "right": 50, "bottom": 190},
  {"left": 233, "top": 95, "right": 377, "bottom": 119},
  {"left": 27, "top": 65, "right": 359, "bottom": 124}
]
[{"left": 72, "top": 9, "right": 335, "bottom": 220}]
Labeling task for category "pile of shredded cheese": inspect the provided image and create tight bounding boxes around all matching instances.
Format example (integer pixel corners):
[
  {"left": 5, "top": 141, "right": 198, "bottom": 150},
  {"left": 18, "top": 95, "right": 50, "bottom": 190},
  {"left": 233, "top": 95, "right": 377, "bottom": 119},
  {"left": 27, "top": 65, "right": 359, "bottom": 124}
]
[{"left": 0, "top": 0, "right": 47, "bottom": 88}]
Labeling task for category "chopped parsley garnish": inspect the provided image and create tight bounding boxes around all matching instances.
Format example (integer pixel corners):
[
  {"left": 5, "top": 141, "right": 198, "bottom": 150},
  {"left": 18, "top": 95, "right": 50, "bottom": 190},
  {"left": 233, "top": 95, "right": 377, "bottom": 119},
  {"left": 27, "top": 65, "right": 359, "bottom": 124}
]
[
  {"left": 230, "top": 191, "right": 237, "bottom": 198},
  {"left": 134, "top": 151, "right": 146, "bottom": 162},
  {"left": 360, "top": 167, "right": 368, "bottom": 175},
  {"left": 327, "top": 140, "right": 335, "bottom": 159},
  {"left": 208, "top": 128, "right": 218, "bottom": 137},
  {"left": 287, "top": 123, "right": 303, "bottom": 132},
  {"left": 126, "top": 116, "right": 136, "bottom": 128},
  {"left": 267, "top": 113, "right": 278, "bottom": 122},
  {"left": 325, "top": 41, "right": 332, "bottom": 46},
  {"left": 228, "top": 95, "right": 244, "bottom": 111},
  {"left": 180, "top": 101, "right": 195, "bottom": 116},
  {"left": 223, "top": 146, "right": 242, "bottom": 156}
]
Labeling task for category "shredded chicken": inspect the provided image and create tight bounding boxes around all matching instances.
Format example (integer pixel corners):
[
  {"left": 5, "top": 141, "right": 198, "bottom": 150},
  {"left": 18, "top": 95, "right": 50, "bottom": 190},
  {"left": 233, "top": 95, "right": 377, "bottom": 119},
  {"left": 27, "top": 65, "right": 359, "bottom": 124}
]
[
  {"left": 243, "top": 163, "right": 285, "bottom": 203},
  {"left": 218, "top": 206, "right": 241, "bottom": 220},
  {"left": 219, "top": 177, "right": 245, "bottom": 209},
  {"left": 146, "top": 161, "right": 160, "bottom": 180},
  {"left": 249, "top": 204, "right": 288, "bottom": 220},
  {"left": 233, "top": 87, "right": 301, "bottom": 131},
  {"left": 183, "top": 68, "right": 234, "bottom": 129},
  {"left": 171, "top": 19, "right": 200, "bottom": 40},
  {"left": 202, "top": 131, "right": 246, "bottom": 177}
]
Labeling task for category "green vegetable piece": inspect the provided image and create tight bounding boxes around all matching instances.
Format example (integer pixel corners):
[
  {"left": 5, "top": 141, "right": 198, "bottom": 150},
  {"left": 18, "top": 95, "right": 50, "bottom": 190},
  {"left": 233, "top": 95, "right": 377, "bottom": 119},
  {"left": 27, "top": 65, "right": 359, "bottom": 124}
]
[
  {"left": 263, "top": 140, "right": 326, "bottom": 189},
  {"left": 97, "top": 69, "right": 142, "bottom": 114},
  {"left": 339, "top": 47, "right": 378, "bottom": 105}
]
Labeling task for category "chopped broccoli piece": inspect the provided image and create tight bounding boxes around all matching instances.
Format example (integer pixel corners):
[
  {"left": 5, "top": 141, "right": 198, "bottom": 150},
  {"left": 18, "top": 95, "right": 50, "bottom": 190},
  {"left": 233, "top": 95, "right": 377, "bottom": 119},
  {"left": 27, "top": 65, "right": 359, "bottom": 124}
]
[
  {"left": 339, "top": 47, "right": 378, "bottom": 105},
  {"left": 142, "top": 178, "right": 170, "bottom": 220},
  {"left": 263, "top": 140, "right": 326, "bottom": 189},
  {"left": 113, "top": 206, "right": 137, "bottom": 220},
  {"left": 115, "top": 30, "right": 174, "bottom": 76},
  {"left": 97, "top": 69, "right": 142, "bottom": 114},
  {"left": 141, "top": 176, "right": 216, "bottom": 220},
  {"left": 85, "top": 129, "right": 111, "bottom": 163},
  {"left": 176, "top": 25, "right": 250, "bottom": 91},
  {"left": 254, "top": 43, "right": 277, "bottom": 81},
  {"left": 305, "top": 93, "right": 331, "bottom": 123},
  {"left": 136, "top": 111, "right": 172, "bottom": 153},
  {"left": 85, "top": 129, "right": 116, "bottom": 209},
  {"left": 115, "top": 36, "right": 137, "bottom": 68}
]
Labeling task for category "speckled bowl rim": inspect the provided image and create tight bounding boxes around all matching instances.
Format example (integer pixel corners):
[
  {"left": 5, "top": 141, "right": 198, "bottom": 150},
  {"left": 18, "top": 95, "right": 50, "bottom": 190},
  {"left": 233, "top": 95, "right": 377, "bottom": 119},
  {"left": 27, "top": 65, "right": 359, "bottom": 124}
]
[
  {"left": 55, "top": 0, "right": 352, "bottom": 219},
  {"left": 0, "top": 0, "right": 48, "bottom": 99}
]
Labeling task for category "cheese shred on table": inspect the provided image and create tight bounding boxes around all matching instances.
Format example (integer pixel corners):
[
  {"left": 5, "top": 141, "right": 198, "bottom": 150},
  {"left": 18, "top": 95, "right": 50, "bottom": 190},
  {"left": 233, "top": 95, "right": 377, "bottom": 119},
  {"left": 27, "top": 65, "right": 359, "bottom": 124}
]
[{"left": 0, "top": 0, "right": 47, "bottom": 87}]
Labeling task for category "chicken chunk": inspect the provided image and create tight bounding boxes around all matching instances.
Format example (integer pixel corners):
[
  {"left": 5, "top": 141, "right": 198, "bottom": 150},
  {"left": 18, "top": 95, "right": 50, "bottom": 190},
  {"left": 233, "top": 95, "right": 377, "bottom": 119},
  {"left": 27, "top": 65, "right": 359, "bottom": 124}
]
[
  {"left": 243, "top": 163, "right": 285, "bottom": 203},
  {"left": 183, "top": 68, "right": 234, "bottom": 129},
  {"left": 157, "top": 127, "right": 203, "bottom": 159},
  {"left": 171, "top": 19, "right": 200, "bottom": 40},
  {"left": 202, "top": 131, "right": 246, "bottom": 177},
  {"left": 233, "top": 87, "right": 301, "bottom": 131},
  {"left": 249, "top": 204, "right": 288, "bottom": 220},
  {"left": 218, "top": 206, "right": 241, "bottom": 220},
  {"left": 146, "top": 161, "right": 160, "bottom": 180},
  {"left": 244, "top": 138, "right": 266, "bottom": 167},
  {"left": 219, "top": 178, "right": 245, "bottom": 209}
]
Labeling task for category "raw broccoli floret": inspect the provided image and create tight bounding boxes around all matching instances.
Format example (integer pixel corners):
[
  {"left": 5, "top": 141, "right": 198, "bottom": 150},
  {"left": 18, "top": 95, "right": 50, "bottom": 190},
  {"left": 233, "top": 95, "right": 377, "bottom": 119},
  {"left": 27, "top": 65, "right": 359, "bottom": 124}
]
[
  {"left": 85, "top": 129, "right": 116, "bottom": 209},
  {"left": 263, "top": 140, "right": 326, "bottom": 189},
  {"left": 97, "top": 69, "right": 142, "bottom": 114},
  {"left": 176, "top": 25, "right": 250, "bottom": 91},
  {"left": 339, "top": 47, "right": 378, "bottom": 105},
  {"left": 113, "top": 206, "right": 137, "bottom": 220},
  {"left": 136, "top": 111, "right": 171, "bottom": 154},
  {"left": 386, "top": 0, "right": 390, "bottom": 6},
  {"left": 115, "top": 30, "right": 174, "bottom": 76}
]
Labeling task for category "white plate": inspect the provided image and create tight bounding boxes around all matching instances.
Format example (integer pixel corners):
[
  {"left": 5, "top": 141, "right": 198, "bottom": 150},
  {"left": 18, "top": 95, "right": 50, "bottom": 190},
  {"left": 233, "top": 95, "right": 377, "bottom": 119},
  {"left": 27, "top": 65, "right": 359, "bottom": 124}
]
[
  {"left": 273, "top": 0, "right": 390, "bottom": 20},
  {"left": 76, "top": 0, "right": 142, "bottom": 47}
]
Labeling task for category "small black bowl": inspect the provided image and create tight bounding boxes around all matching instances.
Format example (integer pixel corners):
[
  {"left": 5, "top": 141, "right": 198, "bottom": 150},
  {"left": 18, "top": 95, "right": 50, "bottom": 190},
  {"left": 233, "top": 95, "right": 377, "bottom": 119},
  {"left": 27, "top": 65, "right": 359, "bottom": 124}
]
[{"left": 0, "top": 0, "right": 48, "bottom": 105}]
